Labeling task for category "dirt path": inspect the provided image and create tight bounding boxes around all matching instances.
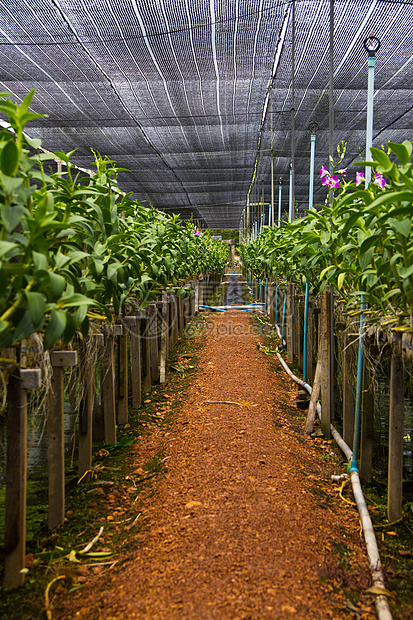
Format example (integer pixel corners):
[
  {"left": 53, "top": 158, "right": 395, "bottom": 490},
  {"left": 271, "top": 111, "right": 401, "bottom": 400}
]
[{"left": 59, "top": 311, "right": 376, "bottom": 620}]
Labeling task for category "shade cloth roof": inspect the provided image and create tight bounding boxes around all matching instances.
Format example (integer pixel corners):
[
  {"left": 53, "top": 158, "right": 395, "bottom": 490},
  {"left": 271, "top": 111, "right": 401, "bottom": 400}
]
[{"left": 1, "top": 0, "right": 412, "bottom": 228}]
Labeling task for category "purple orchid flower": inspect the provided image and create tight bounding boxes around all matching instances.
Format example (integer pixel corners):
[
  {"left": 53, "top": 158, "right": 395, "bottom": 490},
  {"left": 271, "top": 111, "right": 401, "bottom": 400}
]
[
  {"left": 330, "top": 175, "right": 340, "bottom": 188},
  {"left": 374, "top": 173, "right": 385, "bottom": 188},
  {"left": 355, "top": 171, "right": 364, "bottom": 186}
]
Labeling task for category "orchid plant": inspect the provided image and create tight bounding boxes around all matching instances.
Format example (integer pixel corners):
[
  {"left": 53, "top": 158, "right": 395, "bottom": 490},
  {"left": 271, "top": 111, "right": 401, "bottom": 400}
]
[{"left": 241, "top": 139, "right": 413, "bottom": 328}]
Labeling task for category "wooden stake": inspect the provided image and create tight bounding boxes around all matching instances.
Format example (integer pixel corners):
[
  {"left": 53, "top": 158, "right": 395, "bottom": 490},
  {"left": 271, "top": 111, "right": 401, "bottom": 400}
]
[
  {"left": 343, "top": 331, "right": 356, "bottom": 449},
  {"left": 387, "top": 334, "right": 404, "bottom": 521},
  {"left": 178, "top": 295, "right": 184, "bottom": 336},
  {"left": 306, "top": 299, "right": 314, "bottom": 384},
  {"left": 5, "top": 369, "right": 41, "bottom": 589},
  {"left": 171, "top": 295, "right": 178, "bottom": 348},
  {"left": 360, "top": 351, "right": 374, "bottom": 482},
  {"left": 286, "top": 282, "right": 294, "bottom": 364},
  {"left": 320, "top": 287, "right": 331, "bottom": 438},
  {"left": 101, "top": 332, "right": 116, "bottom": 445},
  {"left": 159, "top": 293, "right": 169, "bottom": 384},
  {"left": 297, "top": 295, "right": 303, "bottom": 371},
  {"left": 48, "top": 351, "right": 77, "bottom": 530},
  {"left": 129, "top": 314, "right": 142, "bottom": 408},
  {"left": 305, "top": 355, "right": 322, "bottom": 435},
  {"left": 117, "top": 328, "right": 129, "bottom": 425},
  {"left": 141, "top": 311, "right": 152, "bottom": 394},
  {"left": 78, "top": 346, "right": 95, "bottom": 482},
  {"left": 148, "top": 304, "right": 159, "bottom": 383}
]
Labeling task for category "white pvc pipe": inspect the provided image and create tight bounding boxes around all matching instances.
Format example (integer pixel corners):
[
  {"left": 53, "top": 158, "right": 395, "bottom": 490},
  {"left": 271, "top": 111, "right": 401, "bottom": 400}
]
[{"left": 275, "top": 351, "right": 393, "bottom": 620}]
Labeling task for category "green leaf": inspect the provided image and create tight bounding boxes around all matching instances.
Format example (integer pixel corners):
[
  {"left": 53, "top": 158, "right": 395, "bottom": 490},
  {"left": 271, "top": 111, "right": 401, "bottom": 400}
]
[
  {"left": 13, "top": 309, "right": 35, "bottom": 344},
  {"left": 49, "top": 272, "right": 66, "bottom": 298},
  {"left": 389, "top": 218, "right": 411, "bottom": 238},
  {"left": 0, "top": 320, "right": 12, "bottom": 348},
  {"left": 63, "top": 312, "right": 77, "bottom": 343},
  {"left": 371, "top": 191, "right": 413, "bottom": 217},
  {"left": 32, "top": 251, "right": 49, "bottom": 270},
  {"left": 359, "top": 247, "right": 374, "bottom": 271},
  {"left": 43, "top": 309, "right": 67, "bottom": 350},
  {"left": 337, "top": 272, "right": 346, "bottom": 290},
  {"left": 24, "top": 290, "right": 46, "bottom": 328},
  {"left": 25, "top": 136, "right": 42, "bottom": 149},
  {"left": 388, "top": 141, "right": 411, "bottom": 166},
  {"left": 0, "top": 173, "right": 24, "bottom": 194},
  {"left": 1, "top": 205, "right": 26, "bottom": 233},
  {"left": 1, "top": 140, "right": 20, "bottom": 176},
  {"left": 59, "top": 293, "right": 97, "bottom": 308},
  {"left": 20, "top": 88, "right": 36, "bottom": 114},
  {"left": 398, "top": 264, "right": 413, "bottom": 279},
  {"left": 74, "top": 303, "right": 88, "bottom": 325},
  {"left": 370, "top": 147, "right": 392, "bottom": 172},
  {"left": 0, "top": 240, "right": 20, "bottom": 259}
]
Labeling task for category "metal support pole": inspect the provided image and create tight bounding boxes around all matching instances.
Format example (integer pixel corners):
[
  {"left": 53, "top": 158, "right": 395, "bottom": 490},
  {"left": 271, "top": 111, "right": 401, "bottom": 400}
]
[
  {"left": 270, "top": 88, "right": 275, "bottom": 227},
  {"left": 309, "top": 133, "right": 316, "bottom": 209},
  {"left": 365, "top": 56, "right": 376, "bottom": 186},
  {"left": 363, "top": 34, "right": 380, "bottom": 186},
  {"left": 278, "top": 178, "right": 282, "bottom": 227},
  {"left": 288, "top": 164, "right": 293, "bottom": 223}
]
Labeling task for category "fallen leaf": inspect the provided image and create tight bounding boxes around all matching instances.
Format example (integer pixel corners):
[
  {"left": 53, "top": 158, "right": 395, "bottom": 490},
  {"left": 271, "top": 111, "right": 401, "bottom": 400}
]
[
  {"left": 398, "top": 549, "right": 412, "bottom": 558},
  {"left": 365, "top": 585, "right": 395, "bottom": 598},
  {"left": 184, "top": 501, "right": 203, "bottom": 510},
  {"left": 281, "top": 605, "right": 296, "bottom": 613}
]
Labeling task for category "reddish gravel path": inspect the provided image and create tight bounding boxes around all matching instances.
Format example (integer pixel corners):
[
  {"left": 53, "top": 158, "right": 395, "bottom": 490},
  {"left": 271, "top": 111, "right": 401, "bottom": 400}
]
[{"left": 59, "top": 311, "right": 376, "bottom": 620}]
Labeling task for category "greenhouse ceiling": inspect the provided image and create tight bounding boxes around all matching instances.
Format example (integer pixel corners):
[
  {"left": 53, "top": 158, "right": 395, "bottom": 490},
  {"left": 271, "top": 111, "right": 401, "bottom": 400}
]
[{"left": 0, "top": 0, "right": 412, "bottom": 229}]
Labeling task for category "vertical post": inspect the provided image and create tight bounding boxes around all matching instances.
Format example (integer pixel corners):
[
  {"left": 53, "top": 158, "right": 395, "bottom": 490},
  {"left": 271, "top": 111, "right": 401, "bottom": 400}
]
[
  {"left": 159, "top": 293, "right": 169, "bottom": 384},
  {"left": 278, "top": 177, "right": 282, "bottom": 227},
  {"left": 4, "top": 369, "right": 41, "bottom": 589},
  {"left": 148, "top": 303, "right": 159, "bottom": 383},
  {"left": 78, "top": 342, "right": 96, "bottom": 482},
  {"left": 297, "top": 295, "right": 303, "bottom": 370},
  {"left": 306, "top": 299, "right": 314, "bottom": 384},
  {"left": 48, "top": 351, "right": 78, "bottom": 530},
  {"left": 360, "top": 350, "right": 374, "bottom": 481},
  {"left": 141, "top": 310, "right": 152, "bottom": 394},
  {"left": 130, "top": 313, "right": 143, "bottom": 409},
  {"left": 101, "top": 328, "right": 116, "bottom": 444},
  {"left": 178, "top": 295, "right": 184, "bottom": 336},
  {"left": 387, "top": 333, "right": 404, "bottom": 521},
  {"left": 117, "top": 325, "right": 128, "bottom": 425},
  {"left": 171, "top": 295, "right": 179, "bottom": 347},
  {"left": 320, "top": 287, "right": 332, "bottom": 438},
  {"left": 309, "top": 132, "right": 316, "bottom": 209},
  {"left": 288, "top": 163, "right": 293, "bottom": 223},
  {"left": 329, "top": 0, "right": 334, "bottom": 182},
  {"left": 290, "top": 0, "right": 295, "bottom": 221},
  {"left": 194, "top": 280, "right": 200, "bottom": 313},
  {"left": 364, "top": 34, "right": 380, "bottom": 186},
  {"left": 343, "top": 331, "right": 356, "bottom": 449},
  {"left": 270, "top": 88, "right": 274, "bottom": 227},
  {"left": 286, "top": 282, "right": 294, "bottom": 364}
]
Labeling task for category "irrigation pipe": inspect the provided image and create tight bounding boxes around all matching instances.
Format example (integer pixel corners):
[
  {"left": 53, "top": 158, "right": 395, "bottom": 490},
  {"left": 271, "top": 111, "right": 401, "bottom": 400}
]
[{"left": 275, "top": 350, "right": 393, "bottom": 620}]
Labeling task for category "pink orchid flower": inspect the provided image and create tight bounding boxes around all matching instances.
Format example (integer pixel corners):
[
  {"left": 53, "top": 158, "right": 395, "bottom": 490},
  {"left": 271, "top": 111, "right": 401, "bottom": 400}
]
[
  {"left": 355, "top": 171, "right": 364, "bottom": 186},
  {"left": 319, "top": 165, "right": 329, "bottom": 178},
  {"left": 374, "top": 173, "right": 385, "bottom": 188},
  {"left": 330, "top": 175, "right": 340, "bottom": 188}
]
